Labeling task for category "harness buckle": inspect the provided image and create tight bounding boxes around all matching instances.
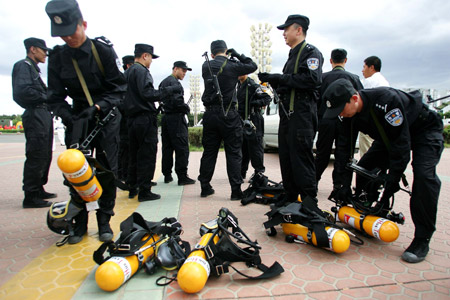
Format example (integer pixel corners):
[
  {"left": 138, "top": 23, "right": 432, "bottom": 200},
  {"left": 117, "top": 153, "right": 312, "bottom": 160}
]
[
  {"left": 215, "top": 264, "right": 228, "bottom": 275},
  {"left": 283, "top": 214, "right": 293, "bottom": 223},
  {"left": 204, "top": 245, "right": 215, "bottom": 259},
  {"left": 118, "top": 244, "right": 131, "bottom": 251},
  {"left": 137, "top": 252, "right": 144, "bottom": 263}
]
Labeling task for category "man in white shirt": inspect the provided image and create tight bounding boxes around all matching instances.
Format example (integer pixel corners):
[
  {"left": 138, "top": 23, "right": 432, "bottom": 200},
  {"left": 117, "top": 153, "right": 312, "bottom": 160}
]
[{"left": 359, "top": 56, "right": 390, "bottom": 156}]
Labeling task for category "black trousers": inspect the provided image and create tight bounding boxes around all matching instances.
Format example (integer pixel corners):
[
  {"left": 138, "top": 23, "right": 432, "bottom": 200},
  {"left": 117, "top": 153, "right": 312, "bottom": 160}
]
[
  {"left": 161, "top": 114, "right": 190, "bottom": 177},
  {"left": 241, "top": 112, "right": 265, "bottom": 176},
  {"left": 357, "top": 111, "right": 443, "bottom": 239},
  {"left": 22, "top": 107, "right": 53, "bottom": 193},
  {"left": 278, "top": 97, "right": 318, "bottom": 201},
  {"left": 315, "top": 118, "right": 340, "bottom": 186},
  {"left": 118, "top": 115, "right": 129, "bottom": 181},
  {"left": 127, "top": 114, "right": 158, "bottom": 191},
  {"left": 198, "top": 109, "right": 243, "bottom": 190}
]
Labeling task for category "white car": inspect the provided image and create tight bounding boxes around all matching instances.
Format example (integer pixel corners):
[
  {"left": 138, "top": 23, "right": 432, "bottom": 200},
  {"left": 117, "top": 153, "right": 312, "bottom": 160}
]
[{"left": 262, "top": 101, "right": 359, "bottom": 153}]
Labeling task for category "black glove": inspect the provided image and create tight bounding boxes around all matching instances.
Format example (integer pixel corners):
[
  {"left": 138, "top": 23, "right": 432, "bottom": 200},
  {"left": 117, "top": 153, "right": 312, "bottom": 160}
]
[
  {"left": 381, "top": 177, "right": 400, "bottom": 202},
  {"left": 258, "top": 73, "right": 281, "bottom": 85},
  {"left": 74, "top": 106, "right": 98, "bottom": 121},
  {"left": 226, "top": 48, "right": 240, "bottom": 58}
]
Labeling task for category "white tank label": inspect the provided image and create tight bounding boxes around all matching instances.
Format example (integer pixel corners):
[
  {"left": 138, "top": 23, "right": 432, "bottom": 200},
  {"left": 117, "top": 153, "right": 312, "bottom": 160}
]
[
  {"left": 185, "top": 256, "right": 210, "bottom": 277},
  {"left": 372, "top": 218, "right": 387, "bottom": 240},
  {"left": 326, "top": 227, "right": 338, "bottom": 250},
  {"left": 78, "top": 184, "right": 100, "bottom": 199},
  {"left": 64, "top": 160, "right": 89, "bottom": 179},
  {"left": 343, "top": 214, "right": 356, "bottom": 228},
  {"left": 109, "top": 256, "right": 132, "bottom": 283}
]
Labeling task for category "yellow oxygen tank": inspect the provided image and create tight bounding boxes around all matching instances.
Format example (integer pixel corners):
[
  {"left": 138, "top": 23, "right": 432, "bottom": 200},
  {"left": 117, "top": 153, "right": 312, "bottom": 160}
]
[
  {"left": 177, "top": 232, "right": 219, "bottom": 294},
  {"left": 57, "top": 149, "right": 102, "bottom": 202},
  {"left": 95, "top": 234, "right": 160, "bottom": 292},
  {"left": 338, "top": 206, "right": 399, "bottom": 243},
  {"left": 281, "top": 223, "right": 350, "bottom": 253}
]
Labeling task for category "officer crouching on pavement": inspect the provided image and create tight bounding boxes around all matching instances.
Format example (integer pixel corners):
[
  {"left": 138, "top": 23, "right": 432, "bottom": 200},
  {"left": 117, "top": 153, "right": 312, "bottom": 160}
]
[
  {"left": 159, "top": 61, "right": 196, "bottom": 186},
  {"left": 323, "top": 78, "right": 444, "bottom": 263},
  {"left": 258, "top": 14, "right": 323, "bottom": 202},
  {"left": 12, "top": 37, "right": 57, "bottom": 208},
  {"left": 237, "top": 74, "right": 271, "bottom": 179},
  {"left": 45, "top": 0, "right": 126, "bottom": 244},
  {"left": 198, "top": 40, "right": 257, "bottom": 200}
]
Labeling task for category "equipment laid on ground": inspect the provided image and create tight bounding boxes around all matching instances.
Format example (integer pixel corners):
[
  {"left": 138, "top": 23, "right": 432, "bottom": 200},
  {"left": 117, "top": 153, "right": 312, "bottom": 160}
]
[
  {"left": 336, "top": 206, "right": 399, "bottom": 243},
  {"left": 93, "top": 212, "right": 189, "bottom": 292},
  {"left": 177, "top": 207, "right": 284, "bottom": 294},
  {"left": 241, "top": 172, "right": 285, "bottom": 206},
  {"left": 265, "top": 196, "right": 354, "bottom": 253}
]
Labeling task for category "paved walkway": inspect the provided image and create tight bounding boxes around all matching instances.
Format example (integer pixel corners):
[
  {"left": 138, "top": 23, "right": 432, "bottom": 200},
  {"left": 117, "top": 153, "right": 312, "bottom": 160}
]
[{"left": 0, "top": 134, "right": 449, "bottom": 299}]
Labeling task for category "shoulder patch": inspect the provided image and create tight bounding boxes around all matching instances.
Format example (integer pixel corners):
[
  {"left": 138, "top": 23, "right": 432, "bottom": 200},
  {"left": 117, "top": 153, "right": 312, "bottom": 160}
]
[
  {"left": 385, "top": 108, "right": 403, "bottom": 126},
  {"left": 95, "top": 36, "right": 113, "bottom": 46},
  {"left": 307, "top": 58, "right": 320, "bottom": 70}
]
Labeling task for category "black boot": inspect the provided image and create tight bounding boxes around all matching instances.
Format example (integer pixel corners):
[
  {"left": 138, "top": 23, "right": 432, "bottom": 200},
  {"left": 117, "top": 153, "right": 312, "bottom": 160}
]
[
  {"left": 230, "top": 187, "right": 243, "bottom": 201},
  {"left": 39, "top": 187, "right": 57, "bottom": 199},
  {"left": 401, "top": 237, "right": 430, "bottom": 263},
  {"left": 164, "top": 175, "right": 173, "bottom": 183},
  {"left": 97, "top": 211, "right": 114, "bottom": 242},
  {"left": 138, "top": 189, "right": 161, "bottom": 202},
  {"left": 200, "top": 183, "right": 214, "bottom": 197},
  {"left": 69, "top": 209, "right": 88, "bottom": 244},
  {"left": 23, "top": 191, "right": 52, "bottom": 208},
  {"left": 178, "top": 174, "right": 196, "bottom": 185}
]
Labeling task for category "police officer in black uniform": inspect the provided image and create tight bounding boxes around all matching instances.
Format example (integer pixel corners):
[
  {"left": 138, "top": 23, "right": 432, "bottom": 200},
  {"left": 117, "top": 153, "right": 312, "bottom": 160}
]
[
  {"left": 237, "top": 74, "right": 271, "bottom": 179},
  {"left": 198, "top": 40, "right": 257, "bottom": 200},
  {"left": 323, "top": 79, "right": 444, "bottom": 263},
  {"left": 315, "top": 48, "right": 363, "bottom": 195},
  {"left": 12, "top": 37, "right": 57, "bottom": 208},
  {"left": 159, "top": 61, "right": 196, "bottom": 186},
  {"left": 45, "top": 0, "right": 126, "bottom": 244},
  {"left": 124, "top": 44, "right": 181, "bottom": 201},
  {"left": 117, "top": 55, "right": 134, "bottom": 182},
  {"left": 259, "top": 14, "right": 323, "bottom": 202}
]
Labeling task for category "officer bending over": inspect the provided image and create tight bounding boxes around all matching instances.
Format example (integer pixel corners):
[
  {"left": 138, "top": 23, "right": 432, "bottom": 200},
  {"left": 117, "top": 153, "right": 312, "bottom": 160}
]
[
  {"left": 45, "top": 0, "right": 126, "bottom": 244},
  {"left": 159, "top": 61, "right": 196, "bottom": 186},
  {"left": 237, "top": 74, "right": 271, "bottom": 179},
  {"left": 198, "top": 40, "right": 257, "bottom": 200},
  {"left": 323, "top": 79, "right": 444, "bottom": 263}
]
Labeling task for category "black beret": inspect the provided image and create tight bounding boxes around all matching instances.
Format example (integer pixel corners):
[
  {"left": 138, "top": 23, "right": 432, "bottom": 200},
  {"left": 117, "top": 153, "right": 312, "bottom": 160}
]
[
  {"left": 173, "top": 61, "right": 192, "bottom": 71},
  {"left": 134, "top": 44, "right": 159, "bottom": 58},
  {"left": 24, "top": 38, "right": 50, "bottom": 52},
  {"left": 331, "top": 48, "right": 347, "bottom": 62},
  {"left": 45, "top": 0, "right": 83, "bottom": 37},
  {"left": 210, "top": 40, "right": 227, "bottom": 55},
  {"left": 277, "top": 14, "right": 310, "bottom": 31},
  {"left": 322, "top": 78, "right": 357, "bottom": 119}
]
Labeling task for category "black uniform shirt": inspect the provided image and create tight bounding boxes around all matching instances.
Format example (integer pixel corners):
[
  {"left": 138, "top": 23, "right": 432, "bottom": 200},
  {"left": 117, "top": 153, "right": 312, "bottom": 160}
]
[
  {"left": 47, "top": 37, "right": 126, "bottom": 118},
  {"left": 336, "top": 87, "right": 425, "bottom": 184},
  {"left": 318, "top": 67, "right": 363, "bottom": 120},
  {"left": 124, "top": 62, "right": 164, "bottom": 116},
  {"left": 278, "top": 40, "right": 323, "bottom": 101},
  {"left": 237, "top": 77, "right": 271, "bottom": 118},
  {"left": 12, "top": 57, "right": 47, "bottom": 109},
  {"left": 159, "top": 75, "right": 189, "bottom": 114},
  {"left": 201, "top": 55, "right": 257, "bottom": 107}
]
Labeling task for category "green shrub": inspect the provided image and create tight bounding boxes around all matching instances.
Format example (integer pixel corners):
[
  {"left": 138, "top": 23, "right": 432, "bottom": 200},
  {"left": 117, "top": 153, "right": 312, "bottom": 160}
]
[
  {"left": 188, "top": 127, "right": 203, "bottom": 148},
  {"left": 443, "top": 125, "right": 450, "bottom": 144},
  {"left": 0, "top": 129, "right": 24, "bottom": 134}
]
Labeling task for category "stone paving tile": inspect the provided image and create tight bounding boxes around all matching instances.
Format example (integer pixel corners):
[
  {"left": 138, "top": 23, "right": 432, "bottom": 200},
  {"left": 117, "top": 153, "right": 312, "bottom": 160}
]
[{"left": 1, "top": 136, "right": 450, "bottom": 299}]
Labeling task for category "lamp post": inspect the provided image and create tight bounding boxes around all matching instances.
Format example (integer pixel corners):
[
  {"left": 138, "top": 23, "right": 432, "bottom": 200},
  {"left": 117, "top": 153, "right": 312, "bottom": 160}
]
[
  {"left": 250, "top": 23, "right": 273, "bottom": 76},
  {"left": 189, "top": 75, "right": 201, "bottom": 125}
]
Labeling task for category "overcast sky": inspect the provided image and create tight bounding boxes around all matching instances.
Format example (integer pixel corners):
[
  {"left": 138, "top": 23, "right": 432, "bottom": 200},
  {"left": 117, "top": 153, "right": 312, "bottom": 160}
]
[{"left": 1, "top": 0, "right": 449, "bottom": 115}]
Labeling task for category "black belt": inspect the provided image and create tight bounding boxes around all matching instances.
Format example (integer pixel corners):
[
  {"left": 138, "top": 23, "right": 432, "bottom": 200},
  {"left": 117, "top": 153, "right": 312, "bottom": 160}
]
[
  {"left": 29, "top": 103, "right": 48, "bottom": 110},
  {"left": 129, "top": 111, "right": 157, "bottom": 118}
]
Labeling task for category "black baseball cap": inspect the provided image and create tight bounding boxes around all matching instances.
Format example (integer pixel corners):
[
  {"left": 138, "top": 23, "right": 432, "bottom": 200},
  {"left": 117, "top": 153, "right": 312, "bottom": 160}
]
[
  {"left": 211, "top": 40, "right": 227, "bottom": 55},
  {"left": 24, "top": 38, "right": 50, "bottom": 52},
  {"left": 45, "top": 0, "right": 83, "bottom": 37},
  {"left": 134, "top": 44, "right": 159, "bottom": 58},
  {"left": 277, "top": 14, "right": 309, "bottom": 31},
  {"left": 173, "top": 61, "right": 192, "bottom": 71},
  {"left": 322, "top": 78, "right": 357, "bottom": 119}
]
